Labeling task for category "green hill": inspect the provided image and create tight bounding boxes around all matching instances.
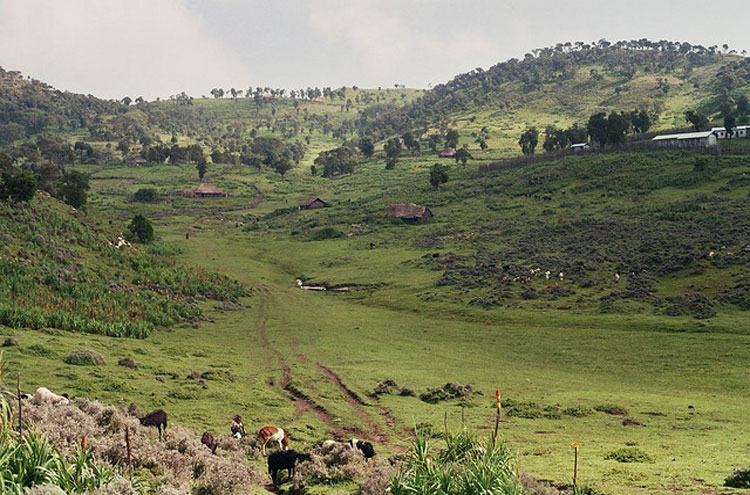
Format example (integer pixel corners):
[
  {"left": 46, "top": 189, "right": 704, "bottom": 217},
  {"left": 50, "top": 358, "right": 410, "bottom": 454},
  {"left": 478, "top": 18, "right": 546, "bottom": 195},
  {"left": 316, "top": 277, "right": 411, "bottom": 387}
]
[{"left": 2, "top": 41, "right": 750, "bottom": 495}]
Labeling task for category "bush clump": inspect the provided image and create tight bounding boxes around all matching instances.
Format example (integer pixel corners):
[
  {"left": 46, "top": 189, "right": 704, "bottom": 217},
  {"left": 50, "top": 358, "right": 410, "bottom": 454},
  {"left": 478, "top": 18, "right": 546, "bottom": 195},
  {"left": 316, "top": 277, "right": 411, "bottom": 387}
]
[
  {"left": 309, "top": 227, "right": 344, "bottom": 241},
  {"left": 563, "top": 406, "right": 593, "bottom": 417},
  {"left": 2, "top": 337, "right": 19, "bottom": 347},
  {"left": 419, "top": 382, "right": 475, "bottom": 404},
  {"left": 663, "top": 292, "right": 716, "bottom": 319},
  {"left": 64, "top": 349, "right": 105, "bottom": 366},
  {"left": 605, "top": 447, "right": 653, "bottom": 463},
  {"left": 725, "top": 467, "right": 750, "bottom": 488},
  {"left": 118, "top": 357, "right": 137, "bottom": 369},
  {"left": 373, "top": 379, "right": 399, "bottom": 395}
]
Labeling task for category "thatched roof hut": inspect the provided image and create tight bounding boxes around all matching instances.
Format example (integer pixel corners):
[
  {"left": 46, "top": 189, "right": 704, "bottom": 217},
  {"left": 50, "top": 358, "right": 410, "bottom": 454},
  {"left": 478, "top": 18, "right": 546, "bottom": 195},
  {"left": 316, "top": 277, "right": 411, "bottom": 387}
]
[
  {"left": 439, "top": 148, "right": 456, "bottom": 158},
  {"left": 193, "top": 183, "right": 226, "bottom": 198},
  {"left": 384, "top": 203, "right": 433, "bottom": 223},
  {"left": 300, "top": 197, "right": 329, "bottom": 210}
]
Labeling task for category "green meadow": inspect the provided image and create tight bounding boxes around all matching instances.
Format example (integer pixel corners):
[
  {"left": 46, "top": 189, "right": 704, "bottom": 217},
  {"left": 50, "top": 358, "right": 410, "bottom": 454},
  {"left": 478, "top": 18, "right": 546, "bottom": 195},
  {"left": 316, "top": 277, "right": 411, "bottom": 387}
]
[{"left": 3, "top": 136, "right": 750, "bottom": 494}]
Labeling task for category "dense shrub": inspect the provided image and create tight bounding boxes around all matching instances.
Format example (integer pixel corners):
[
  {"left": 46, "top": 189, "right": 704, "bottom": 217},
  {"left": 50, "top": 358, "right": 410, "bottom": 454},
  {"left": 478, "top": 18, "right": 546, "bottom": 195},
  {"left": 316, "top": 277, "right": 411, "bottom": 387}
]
[
  {"left": 419, "top": 383, "right": 475, "bottom": 404},
  {"left": 725, "top": 467, "right": 750, "bottom": 488},
  {"left": 64, "top": 349, "right": 105, "bottom": 366},
  {"left": 133, "top": 188, "right": 160, "bottom": 202}
]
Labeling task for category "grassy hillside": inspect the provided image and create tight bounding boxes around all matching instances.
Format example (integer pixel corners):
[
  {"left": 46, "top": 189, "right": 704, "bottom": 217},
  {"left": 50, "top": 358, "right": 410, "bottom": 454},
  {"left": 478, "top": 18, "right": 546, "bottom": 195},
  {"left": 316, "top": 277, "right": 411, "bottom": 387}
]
[
  {"left": 0, "top": 134, "right": 743, "bottom": 494},
  {"left": 2, "top": 42, "right": 750, "bottom": 495}
]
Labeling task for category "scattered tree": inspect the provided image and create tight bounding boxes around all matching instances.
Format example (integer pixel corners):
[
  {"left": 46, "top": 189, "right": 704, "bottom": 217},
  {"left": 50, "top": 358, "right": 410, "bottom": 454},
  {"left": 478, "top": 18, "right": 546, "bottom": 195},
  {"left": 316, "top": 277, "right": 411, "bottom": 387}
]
[
  {"left": 315, "top": 146, "right": 357, "bottom": 177},
  {"left": 454, "top": 147, "right": 473, "bottom": 166},
  {"left": 518, "top": 127, "right": 539, "bottom": 155},
  {"left": 429, "top": 163, "right": 448, "bottom": 190},
  {"left": 58, "top": 170, "right": 90, "bottom": 209},
  {"left": 685, "top": 110, "right": 710, "bottom": 131},
  {"left": 196, "top": 159, "right": 207, "bottom": 179},
  {"left": 0, "top": 170, "right": 37, "bottom": 203},
  {"left": 127, "top": 214, "right": 154, "bottom": 244},
  {"left": 445, "top": 129, "right": 460, "bottom": 149},
  {"left": 358, "top": 137, "right": 375, "bottom": 158}
]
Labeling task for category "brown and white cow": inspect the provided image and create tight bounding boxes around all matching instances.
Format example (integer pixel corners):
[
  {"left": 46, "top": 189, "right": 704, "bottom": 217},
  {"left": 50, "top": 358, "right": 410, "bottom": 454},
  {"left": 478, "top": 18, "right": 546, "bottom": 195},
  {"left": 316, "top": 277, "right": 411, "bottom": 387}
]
[{"left": 257, "top": 425, "right": 290, "bottom": 456}]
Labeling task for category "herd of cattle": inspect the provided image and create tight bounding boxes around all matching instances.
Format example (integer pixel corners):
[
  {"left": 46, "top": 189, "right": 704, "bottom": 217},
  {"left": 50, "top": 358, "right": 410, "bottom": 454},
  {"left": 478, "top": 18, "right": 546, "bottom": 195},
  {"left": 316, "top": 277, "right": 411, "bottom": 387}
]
[{"left": 26, "top": 387, "right": 377, "bottom": 488}]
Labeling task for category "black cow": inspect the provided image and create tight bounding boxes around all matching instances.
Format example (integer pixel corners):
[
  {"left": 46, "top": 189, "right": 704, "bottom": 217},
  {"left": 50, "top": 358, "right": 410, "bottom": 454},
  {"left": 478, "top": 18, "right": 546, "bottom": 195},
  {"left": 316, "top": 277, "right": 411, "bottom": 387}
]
[
  {"left": 348, "top": 439, "right": 376, "bottom": 462},
  {"left": 140, "top": 409, "right": 168, "bottom": 439},
  {"left": 267, "top": 450, "right": 311, "bottom": 487}
]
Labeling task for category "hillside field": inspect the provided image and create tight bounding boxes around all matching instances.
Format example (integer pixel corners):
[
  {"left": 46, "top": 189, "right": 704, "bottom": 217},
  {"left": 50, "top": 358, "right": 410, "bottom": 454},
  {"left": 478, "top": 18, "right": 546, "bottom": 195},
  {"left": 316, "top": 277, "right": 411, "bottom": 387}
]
[{"left": 2, "top": 135, "right": 750, "bottom": 494}]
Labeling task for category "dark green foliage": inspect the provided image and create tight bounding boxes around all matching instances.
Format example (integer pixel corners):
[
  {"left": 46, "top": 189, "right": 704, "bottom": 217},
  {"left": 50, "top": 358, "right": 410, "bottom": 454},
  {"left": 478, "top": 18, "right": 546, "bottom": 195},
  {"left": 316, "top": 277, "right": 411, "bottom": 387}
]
[
  {"left": 358, "top": 137, "right": 375, "bottom": 158},
  {"left": 315, "top": 146, "right": 357, "bottom": 177},
  {"left": 402, "top": 131, "right": 420, "bottom": 154},
  {"left": 385, "top": 158, "right": 397, "bottom": 170},
  {"left": 454, "top": 147, "right": 473, "bottom": 166},
  {"left": 133, "top": 188, "right": 160, "bottom": 202},
  {"left": 127, "top": 214, "right": 154, "bottom": 244},
  {"left": 384, "top": 137, "right": 402, "bottom": 159},
  {"left": 196, "top": 160, "right": 207, "bottom": 180},
  {"left": 663, "top": 293, "right": 716, "bottom": 319},
  {"left": 247, "top": 136, "right": 298, "bottom": 176},
  {"left": 605, "top": 447, "right": 653, "bottom": 463},
  {"left": 429, "top": 164, "right": 449, "bottom": 190},
  {"left": 1, "top": 170, "right": 37, "bottom": 202},
  {"left": 58, "top": 170, "right": 90, "bottom": 209},
  {"left": 309, "top": 227, "right": 344, "bottom": 241},
  {"left": 685, "top": 110, "right": 710, "bottom": 131},
  {"left": 519, "top": 127, "right": 539, "bottom": 155},
  {"left": 445, "top": 129, "right": 460, "bottom": 149},
  {"left": 725, "top": 468, "right": 750, "bottom": 488}
]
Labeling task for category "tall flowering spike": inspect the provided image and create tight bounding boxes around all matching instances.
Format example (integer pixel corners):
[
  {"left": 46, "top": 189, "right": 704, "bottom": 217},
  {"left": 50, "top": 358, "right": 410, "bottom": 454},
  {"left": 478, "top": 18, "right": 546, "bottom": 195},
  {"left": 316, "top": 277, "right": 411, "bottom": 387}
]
[
  {"left": 572, "top": 442, "right": 579, "bottom": 450},
  {"left": 81, "top": 436, "right": 88, "bottom": 449}
]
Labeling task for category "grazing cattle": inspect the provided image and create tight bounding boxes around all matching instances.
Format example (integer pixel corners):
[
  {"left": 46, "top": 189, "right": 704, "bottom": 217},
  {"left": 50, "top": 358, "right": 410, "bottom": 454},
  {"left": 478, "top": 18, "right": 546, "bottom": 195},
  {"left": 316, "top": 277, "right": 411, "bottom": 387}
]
[
  {"left": 140, "top": 409, "right": 168, "bottom": 440},
  {"left": 231, "top": 415, "right": 246, "bottom": 439},
  {"left": 201, "top": 431, "right": 217, "bottom": 454},
  {"left": 348, "top": 438, "right": 376, "bottom": 462},
  {"left": 257, "top": 425, "right": 290, "bottom": 456},
  {"left": 267, "top": 450, "right": 311, "bottom": 487},
  {"left": 33, "top": 387, "right": 70, "bottom": 406}
]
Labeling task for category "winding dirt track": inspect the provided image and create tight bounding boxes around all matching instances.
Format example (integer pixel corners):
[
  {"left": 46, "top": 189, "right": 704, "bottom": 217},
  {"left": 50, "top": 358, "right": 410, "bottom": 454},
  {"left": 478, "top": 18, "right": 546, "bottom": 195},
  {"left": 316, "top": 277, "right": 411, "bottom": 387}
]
[{"left": 253, "top": 286, "right": 399, "bottom": 445}]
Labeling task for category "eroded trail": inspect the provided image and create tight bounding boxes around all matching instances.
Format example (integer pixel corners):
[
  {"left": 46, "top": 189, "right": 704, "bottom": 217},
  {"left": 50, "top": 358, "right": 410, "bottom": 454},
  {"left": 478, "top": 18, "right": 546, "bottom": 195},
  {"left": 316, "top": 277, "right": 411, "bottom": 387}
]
[
  {"left": 254, "top": 286, "right": 335, "bottom": 427},
  {"left": 253, "top": 285, "right": 400, "bottom": 446},
  {"left": 317, "top": 364, "right": 390, "bottom": 443}
]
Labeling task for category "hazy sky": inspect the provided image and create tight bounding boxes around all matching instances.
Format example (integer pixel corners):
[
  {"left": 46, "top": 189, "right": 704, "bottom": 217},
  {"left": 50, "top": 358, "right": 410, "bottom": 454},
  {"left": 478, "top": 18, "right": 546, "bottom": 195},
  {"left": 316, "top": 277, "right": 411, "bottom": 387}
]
[{"left": 0, "top": 0, "right": 747, "bottom": 100}]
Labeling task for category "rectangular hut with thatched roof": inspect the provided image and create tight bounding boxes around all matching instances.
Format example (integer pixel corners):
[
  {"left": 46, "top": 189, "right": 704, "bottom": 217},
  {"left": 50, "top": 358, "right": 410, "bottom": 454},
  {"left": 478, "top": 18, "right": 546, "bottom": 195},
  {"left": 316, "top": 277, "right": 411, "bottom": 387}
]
[
  {"left": 299, "top": 197, "right": 329, "bottom": 210},
  {"left": 384, "top": 203, "right": 433, "bottom": 224},
  {"left": 192, "top": 183, "right": 226, "bottom": 198}
]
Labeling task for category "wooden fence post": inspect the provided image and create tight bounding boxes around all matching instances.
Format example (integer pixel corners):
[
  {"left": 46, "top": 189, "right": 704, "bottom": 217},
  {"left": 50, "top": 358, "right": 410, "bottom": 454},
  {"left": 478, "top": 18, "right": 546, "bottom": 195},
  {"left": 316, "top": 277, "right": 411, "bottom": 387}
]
[{"left": 125, "top": 426, "right": 132, "bottom": 471}]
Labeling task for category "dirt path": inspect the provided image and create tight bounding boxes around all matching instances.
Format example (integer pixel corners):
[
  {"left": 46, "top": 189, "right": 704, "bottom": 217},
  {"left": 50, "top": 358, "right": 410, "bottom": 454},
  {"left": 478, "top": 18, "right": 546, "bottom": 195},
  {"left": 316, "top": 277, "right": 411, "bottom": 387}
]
[
  {"left": 254, "top": 286, "right": 336, "bottom": 428},
  {"left": 317, "top": 364, "right": 389, "bottom": 443}
]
